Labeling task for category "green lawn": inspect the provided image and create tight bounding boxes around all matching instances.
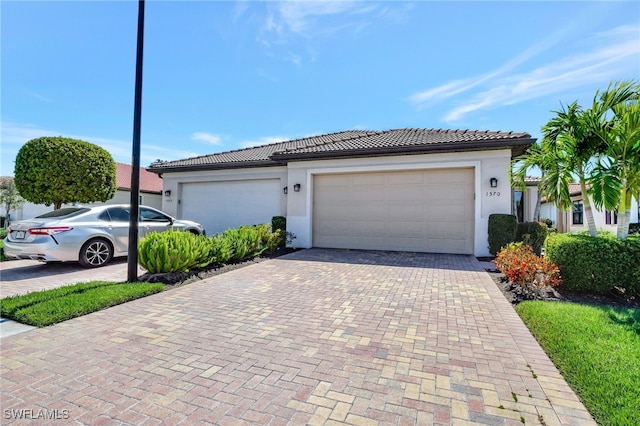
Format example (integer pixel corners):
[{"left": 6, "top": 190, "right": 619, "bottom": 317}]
[
  {"left": 516, "top": 301, "right": 640, "bottom": 426},
  {"left": 0, "top": 281, "right": 165, "bottom": 327}
]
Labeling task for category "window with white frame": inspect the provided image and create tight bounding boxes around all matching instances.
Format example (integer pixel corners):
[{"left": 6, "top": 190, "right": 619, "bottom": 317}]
[
  {"left": 572, "top": 201, "right": 584, "bottom": 225},
  {"left": 605, "top": 210, "right": 617, "bottom": 225}
]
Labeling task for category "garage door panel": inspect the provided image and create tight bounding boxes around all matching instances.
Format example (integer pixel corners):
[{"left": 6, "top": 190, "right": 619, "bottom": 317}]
[
  {"left": 181, "top": 179, "right": 282, "bottom": 235},
  {"left": 387, "top": 205, "right": 424, "bottom": 221},
  {"left": 387, "top": 172, "right": 424, "bottom": 185},
  {"left": 353, "top": 174, "right": 385, "bottom": 185},
  {"left": 313, "top": 169, "right": 474, "bottom": 254}
]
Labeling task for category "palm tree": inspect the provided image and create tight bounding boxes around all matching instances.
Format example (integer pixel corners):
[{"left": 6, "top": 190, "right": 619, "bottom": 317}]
[
  {"left": 511, "top": 138, "right": 574, "bottom": 225},
  {"left": 586, "top": 81, "right": 640, "bottom": 239},
  {"left": 541, "top": 101, "right": 600, "bottom": 236}
]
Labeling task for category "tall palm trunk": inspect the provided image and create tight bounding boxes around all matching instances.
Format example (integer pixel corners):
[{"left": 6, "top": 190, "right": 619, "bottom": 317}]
[
  {"left": 617, "top": 187, "right": 632, "bottom": 239},
  {"left": 578, "top": 164, "right": 598, "bottom": 237}
]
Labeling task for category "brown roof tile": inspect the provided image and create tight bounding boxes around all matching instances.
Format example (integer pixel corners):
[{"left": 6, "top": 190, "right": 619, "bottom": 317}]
[
  {"left": 116, "top": 163, "right": 162, "bottom": 193},
  {"left": 149, "top": 128, "right": 534, "bottom": 172}
]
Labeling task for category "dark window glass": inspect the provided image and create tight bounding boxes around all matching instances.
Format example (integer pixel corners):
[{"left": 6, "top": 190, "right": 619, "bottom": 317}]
[
  {"left": 107, "top": 207, "right": 130, "bottom": 222},
  {"left": 605, "top": 210, "right": 617, "bottom": 225},
  {"left": 513, "top": 191, "right": 525, "bottom": 223},
  {"left": 36, "top": 207, "right": 88, "bottom": 218},
  {"left": 140, "top": 208, "right": 169, "bottom": 222},
  {"left": 572, "top": 201, "right": 584, "bottom": 225}
]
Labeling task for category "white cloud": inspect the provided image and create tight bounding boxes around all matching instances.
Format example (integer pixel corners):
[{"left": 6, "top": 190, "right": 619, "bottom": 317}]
[
  {"left": 256, "top": 1, "right": 408, "bottom": 65},
  {"left": 27, "top": 91, "right": 53, "bottom": 103},
  {"left": 192, "top": 132, "right": 223, "bottom": 145},
  {"left": 410, "top": 23, "right": 640, "bottom": 123}
]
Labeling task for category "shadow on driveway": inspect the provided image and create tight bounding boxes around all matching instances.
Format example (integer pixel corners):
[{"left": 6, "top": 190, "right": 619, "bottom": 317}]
[{"left": 282, "top": 248, "right": 484, "bottom": 272}]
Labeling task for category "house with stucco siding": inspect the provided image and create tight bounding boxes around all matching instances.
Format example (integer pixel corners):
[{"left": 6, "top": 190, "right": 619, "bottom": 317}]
[{"left": 150, "top": 128, "right": 535, "bottom": 258}]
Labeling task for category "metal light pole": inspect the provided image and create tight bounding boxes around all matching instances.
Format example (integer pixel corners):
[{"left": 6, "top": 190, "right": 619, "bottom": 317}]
[{"left": 127, "top": 0, "right": 145, "bottom": 282}]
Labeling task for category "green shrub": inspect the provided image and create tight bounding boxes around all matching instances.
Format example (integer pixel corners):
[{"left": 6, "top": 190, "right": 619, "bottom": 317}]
[
  {"left": 223, "top": 225, "right": 266, "bottom": 261},
  {"left": 630, "top": 223, "right": 640, "bottom": 236},
  {"left": 545, "top": 234, "right": 640, "bottom": 295},
  {"left": 488, "top": 214, "right": 517, "bottom": 255},
  {"left": 209, "top": 234, "right": 232, "bottom": 265},
  {"left": 272, "top": 216, "right": 287, "bottom": 248},
  {"left": 494, "top": 243, "right": 561, "bottom": 291},
  {"left": 539, "top": 217, "right": 553, "bottom": 228},
  {"left": 516, "top": 222, "right": 548, "bottom": 255},
  {"left": 138, "top": 229, "right": 212, "bottom": 273},
  {"left": 0, "top": 229, "right": 6, "bottom": 260}
]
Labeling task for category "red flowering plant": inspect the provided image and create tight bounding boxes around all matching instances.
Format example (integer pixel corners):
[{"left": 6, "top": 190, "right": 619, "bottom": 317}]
[{"left": 493, "top": 242, "right": 561, "bottom": 293}]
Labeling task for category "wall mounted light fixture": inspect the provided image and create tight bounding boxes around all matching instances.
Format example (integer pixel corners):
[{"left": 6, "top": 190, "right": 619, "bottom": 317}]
[
  {"left": 164, "top": 190, "right": 172, "bottom": 197},
  {"left": 490, "top": 177, "right": 498, "bottom": 188},
  {"left": 293, "top": 183, "right": 301, "bottom": 192},
  {"left": 283, "top": 186, "right": 288, "bottom": 195}
]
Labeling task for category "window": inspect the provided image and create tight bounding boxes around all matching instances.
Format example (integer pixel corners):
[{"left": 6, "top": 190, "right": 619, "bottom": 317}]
[
  {"left": 572, "top": 201, "right": 584, "bottom": 225},
  {"left": 139, "top": 207, "right": 170, "bottom": 222},
  {"left": 605, "top": 210, "right": 618, "bottom": 225},
  {"left": 513, "top": 191, "right": 525, "bottom": 223},
  {"left": 106, "top": 207, "right": 130, "bottom": 222}
]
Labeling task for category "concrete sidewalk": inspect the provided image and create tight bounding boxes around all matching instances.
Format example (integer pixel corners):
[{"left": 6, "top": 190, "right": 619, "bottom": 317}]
[{"left": 0, "top": 249, "right": 594, "bottom": 425}]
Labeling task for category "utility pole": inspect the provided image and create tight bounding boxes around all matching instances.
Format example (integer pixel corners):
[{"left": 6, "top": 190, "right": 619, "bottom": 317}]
[{"left": 127, "top": 0, "right": 145, "bottom": 282}]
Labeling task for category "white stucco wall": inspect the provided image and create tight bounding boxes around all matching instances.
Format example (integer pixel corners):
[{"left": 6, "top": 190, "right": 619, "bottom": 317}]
[
  {"left": 159, "top": 166, "right": 288, "bottom": 233},
  {"left": 285, "top": 149, "right": 513, "bottom": 257}
]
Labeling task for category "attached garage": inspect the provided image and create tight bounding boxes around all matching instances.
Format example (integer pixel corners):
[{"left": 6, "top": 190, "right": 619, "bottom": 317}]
[
  {"left": 152, "top": 128, "right": 535, "bottom": 257},
  {"left": 180, "top": 179, "right": 282, "bottom": 235},
  {"left": 312, "top": 168, "right": 474, "bottom": 254}
]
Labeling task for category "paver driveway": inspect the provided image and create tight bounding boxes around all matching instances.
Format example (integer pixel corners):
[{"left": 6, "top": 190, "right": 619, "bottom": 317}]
[{"left": 0, "top": 249, "right": 594, "bottom": 425}]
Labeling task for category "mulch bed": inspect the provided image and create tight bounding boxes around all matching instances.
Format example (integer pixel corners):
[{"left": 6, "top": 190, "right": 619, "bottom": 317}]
[
  {"left": 139, "top": 248, "right": 296, "bottom": 287},
  {"left": 484, "top": 266, "right": 639, "bottom": 309}
]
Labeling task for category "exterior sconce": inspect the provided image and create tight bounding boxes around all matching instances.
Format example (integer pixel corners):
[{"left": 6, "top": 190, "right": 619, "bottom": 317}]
[
  {"left": 283, "top": 186, "right": 288, "bottom": 195},
  {"left": 164, "top": 190, "right": 172, "bottom": 197},
  {"left": 293, "top": 184, "right": 301, "bottom": 192},
  {"left": 490, "top": 178, "right": 498, "bottom": 188}
]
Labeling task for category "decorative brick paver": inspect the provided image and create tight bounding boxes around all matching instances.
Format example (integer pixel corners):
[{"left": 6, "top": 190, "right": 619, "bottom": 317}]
[{"left": 0, "top": 249, "right": 595, "bottom": 425}]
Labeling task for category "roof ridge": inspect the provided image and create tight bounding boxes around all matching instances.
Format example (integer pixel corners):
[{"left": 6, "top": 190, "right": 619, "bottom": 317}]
[
  {"left": 271, "top": 129, "right": 383, "bottom": 155},
  {"left": 151, "top": 130, "right": 374, "bottom": 168}
]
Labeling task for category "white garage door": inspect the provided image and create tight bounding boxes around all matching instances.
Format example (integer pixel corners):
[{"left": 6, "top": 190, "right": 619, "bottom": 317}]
[
  {"left": 313, "top": 168, "right": 474, "bottom": 254},
  {"left": 181, "top": 179, "right": 282, "bottom": 235}
]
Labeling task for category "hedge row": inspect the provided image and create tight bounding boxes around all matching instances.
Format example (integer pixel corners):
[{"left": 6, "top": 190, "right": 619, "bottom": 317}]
[
  {"left": 488, "top": 214, "right": 549, "bottom": 256},
  {"left": 544, "top": 233, "right": 640, "bottom": 296},
  {"left": 138, "top": 224, "right": 282, "bottom": 274}
]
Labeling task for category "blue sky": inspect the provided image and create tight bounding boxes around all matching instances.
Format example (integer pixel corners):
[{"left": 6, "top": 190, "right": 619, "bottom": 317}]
[{"left": 2, "top": 1, "right": 639, "bottom": 176}]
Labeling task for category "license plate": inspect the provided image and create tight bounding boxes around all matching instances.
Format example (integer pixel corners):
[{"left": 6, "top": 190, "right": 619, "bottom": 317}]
[{"left": 15, "top": 231, "right": 26, "bottom": 240}]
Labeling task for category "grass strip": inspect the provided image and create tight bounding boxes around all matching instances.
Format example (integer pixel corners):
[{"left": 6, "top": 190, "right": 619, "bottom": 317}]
[
  {"left": 515, "top": 301, "right": 640, "bottom": 426},
  {"left": 1, "top": 281, "right": 164, "bottom": 327}
]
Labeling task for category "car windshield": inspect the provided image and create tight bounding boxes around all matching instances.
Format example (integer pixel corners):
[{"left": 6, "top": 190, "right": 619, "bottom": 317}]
[{"left": 36, "top": 207, "right": 89, "bottom": 219}]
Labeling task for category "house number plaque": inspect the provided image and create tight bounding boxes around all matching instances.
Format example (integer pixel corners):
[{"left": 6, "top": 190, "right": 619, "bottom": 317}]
[{"left": 486, "top": 191, "right": 501, "bottom": 197}]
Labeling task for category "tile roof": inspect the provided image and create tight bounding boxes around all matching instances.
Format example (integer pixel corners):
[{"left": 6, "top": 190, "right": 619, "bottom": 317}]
[
  {"left": 116, "top": 163, "right": 162, "bottom": 193},
  {"left": 149, "top": 128, "right": 534, "bottom": 172}
]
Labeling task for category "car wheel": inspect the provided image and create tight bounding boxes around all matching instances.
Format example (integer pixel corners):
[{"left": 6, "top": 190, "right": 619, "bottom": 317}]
[{"left": 79, "top": 238, "right": 113, "bottom": 268}]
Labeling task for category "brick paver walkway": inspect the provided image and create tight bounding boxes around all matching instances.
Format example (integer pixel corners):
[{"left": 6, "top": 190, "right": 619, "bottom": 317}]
[{"left": 0, "top": 249, "right": 595, "bottom": 425}]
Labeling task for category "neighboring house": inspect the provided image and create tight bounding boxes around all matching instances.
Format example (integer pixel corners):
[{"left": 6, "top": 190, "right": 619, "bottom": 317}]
[
  {"left": 1, "top": 163, "right": 163, "bottom": 222},
  {"left": 513, "top": 176, "right": 541, "bottom": 223},
  {"left": 150, "top": 128, "right": 535, "bottom": 257},
  {"left": 540, "top": 183, "right": 640, "bottom": 233}
]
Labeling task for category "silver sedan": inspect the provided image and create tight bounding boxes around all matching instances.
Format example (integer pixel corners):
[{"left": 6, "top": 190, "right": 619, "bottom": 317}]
[{"left": 3, "top": 204, "right": 205, "bottom": 267}]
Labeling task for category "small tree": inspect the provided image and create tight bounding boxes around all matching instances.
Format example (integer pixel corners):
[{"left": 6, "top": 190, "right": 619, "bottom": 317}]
[
  {"left": 0, "top": 177, "right": 25, "bottom": 225},
  {"left": 14, "top": 136, "right": 117, "bottom": 210}
]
